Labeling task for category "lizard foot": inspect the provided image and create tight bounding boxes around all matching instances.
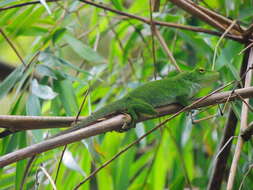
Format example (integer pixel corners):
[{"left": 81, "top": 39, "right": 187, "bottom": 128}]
[{"left": 115, "top": 113, "right": 134, "bottom": 132}]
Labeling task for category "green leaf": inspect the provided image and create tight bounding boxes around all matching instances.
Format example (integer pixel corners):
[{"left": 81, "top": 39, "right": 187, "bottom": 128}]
[
  {"left": 31, "top": 79, "right": 58, "bottom": 100},
  {"left": 26, "top": 94, "right": 41, "bottom": 116},
  {"left": 0, "top": 172, "right": 15, "bottom": 189},
  {"left": 15, "top": 132, "right": 27, "bottom": 190},
  {"left": 216, "top": 41, "right": 243, "bottom": 69},
  {"left": 178, "top": 31, "right": 213, "bottom": 58},
  {"left": 19, "top": 26, "right": 48, "bottom": 36},
  {"left": 38, "top": 50, "right": 93, "bottom": 76},
  {"left": 54, "top": 79, "right": 78, "bottom": 116},
  {"left": 111, "top": 0, "right": 123, "bottom": 10},
  {"left": 63, "top": 150, "right": 86, "bottom": 177},
  {"left": 63, "top": 33, "right": 105, "bottom": 63},
  {"left": 52, "top": 28, "right": 67, "bottom": 44},
  {"left": 36, "top": 64, "right": 57, "bottom": 79}
]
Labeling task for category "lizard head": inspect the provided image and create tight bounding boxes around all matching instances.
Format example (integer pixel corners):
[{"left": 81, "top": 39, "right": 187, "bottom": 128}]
[{"left": 187, "top": 67, "right": 220, "bottom": 85}]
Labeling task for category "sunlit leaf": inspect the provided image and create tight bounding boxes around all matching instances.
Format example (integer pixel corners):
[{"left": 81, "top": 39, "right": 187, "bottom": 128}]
[
  {"left": 19, "top": 26, "right": 48, "bottom": 36},
  {"left": 31, "top": 79, "right": 58, "bottom": 100},
  {"left": 39, "top": 0, "right": 51, "bottom": 14},
  {"left": 63, "top": 150, "right": 86, "bottom": 177}
]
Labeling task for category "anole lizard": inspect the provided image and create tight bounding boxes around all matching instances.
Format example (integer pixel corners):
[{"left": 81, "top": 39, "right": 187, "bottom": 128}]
[{"left": 57, "top": 67, "right": 219, "bottom": 135}]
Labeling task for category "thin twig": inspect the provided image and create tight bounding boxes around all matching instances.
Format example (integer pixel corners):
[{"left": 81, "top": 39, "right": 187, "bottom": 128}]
[
  {"left": 233, "top": 91, "right": 253, "bottom": 112},
  {"left": 0, "top": 28, "right": 26, "bottom": 66},
  {"left": 75, "top": 88, "right": 90, "bottom": 123},
  {"left": 20, "top": 156, "right": 36, "bottom": 190},
  {"left": 54, "top": 145, "right": 67, "bottom": 185},
  {"left": 221, "top": 90, "right": 234, "bottom": 114},
  {"left": 170, "top": 0, "right": 230, "bottom": 32},
  {"left": 149, "top": 0, "right": 158, "bottom": 78},
  {"left": 153, "top": 27, "right": 181, "bottom": 72},
  {"left": 0, "top": 0, "right": 244, "bottom": 41},
  {"left": 239, "top": 164, "right": 253, "bottom": 190},
  {"left": 185, "top": 0, "right": 243, "bottom": 34},
  {"left": 105, "top": 13, "right": 137, "bottom": 77},
  {"left": 213, "top": 136, "right": 238, "bottom": 162},
  {"left": 212, "top": 20, "right": 237, "bottom": 70},
  {"left": 192, "top": 114, "right": 216, "bottom": 123},
  {"left": 39, "top": 165, "right": 57, "bottom": 190},
  {"left": 55, "top": 87, "right": 90, "bottom": 184},
  {"left": 238, "top": 42, "right": 253, "bottom": 55},
  {"left": 78, "top": 0, "right": 243, "bottom": 42}
]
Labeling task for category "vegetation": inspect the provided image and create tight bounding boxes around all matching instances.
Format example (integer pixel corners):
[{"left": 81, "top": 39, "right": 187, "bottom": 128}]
[{"left": 0, "top": 0, "right": 253, "bottom": 189}]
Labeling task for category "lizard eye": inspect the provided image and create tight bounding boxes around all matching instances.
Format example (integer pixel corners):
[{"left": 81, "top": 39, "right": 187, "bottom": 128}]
[{"left": 198, "top": 68, "right": 205, "bottom": 73}]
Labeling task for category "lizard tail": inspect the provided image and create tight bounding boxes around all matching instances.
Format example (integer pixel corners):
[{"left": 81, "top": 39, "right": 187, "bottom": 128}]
[{"left": 53, "top": 98, "right": 126, "bottom": 137}]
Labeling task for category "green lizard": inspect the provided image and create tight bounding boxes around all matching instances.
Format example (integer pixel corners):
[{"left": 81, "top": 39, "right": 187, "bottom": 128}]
[{"left": 58, "top": 67, "right": 219, "bottom": 135}]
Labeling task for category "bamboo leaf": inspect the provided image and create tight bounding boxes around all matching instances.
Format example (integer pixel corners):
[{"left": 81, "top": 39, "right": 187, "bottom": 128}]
[
  {"left": 31, "top": 79, "right": 58, "bottom": 100},
  {"left": 64, "top": 33, "right": 105, "bottom": 63}
]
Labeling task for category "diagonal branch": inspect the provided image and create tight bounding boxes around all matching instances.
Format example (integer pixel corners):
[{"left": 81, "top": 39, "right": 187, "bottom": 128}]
[
  {"left": 169, "top": 0, "right": 243, "bottom": 35},
  {"left": 1, "top": 87, "right": 253, "bottom": 167},
  {"left": 153, "top": 27, "right": 181, "bottom": 72},
  {"left": 0, "top": 0, "right": 244, "bottom": 42},
  {"left": 78, "top": 0, "right": 243, "bottom": 42},
  {"left": 184, "top": 0, "right": 243, "bottom": 34},
  {"left": 0, "top": 29, "right": 26, "bottom": 66}
]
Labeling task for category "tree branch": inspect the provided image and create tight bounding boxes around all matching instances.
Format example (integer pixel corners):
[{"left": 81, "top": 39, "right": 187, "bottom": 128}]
[
  {"left": 0, "top": 0, "right": 244, "bottom": 42},
  {"left": 0, "top": 0, "right": 60, "bottom": 11},
  {"left": 184, "top": 0, "right": 243, "bottom": 34},
  {"left": 78, "top": 0, "right": 243, "bottom": 42},
  {"left": 169, "top": 0, "right": 243, "bottom": 35},
  {"left": 1, "top": 87, "right": 253, "bottom": 167},
  {"left": 0, "top": 116, "right": 86, "bottom": 131}
]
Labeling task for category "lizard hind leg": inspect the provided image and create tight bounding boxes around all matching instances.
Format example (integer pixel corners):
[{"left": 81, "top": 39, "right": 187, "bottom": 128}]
[{"left": 119, "top": 97, "right": 157, "bottom": 132}]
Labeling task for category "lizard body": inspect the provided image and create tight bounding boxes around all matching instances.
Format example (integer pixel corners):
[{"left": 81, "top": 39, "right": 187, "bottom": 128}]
[{"left": 59, "top": 68, "right": 219, "bottom": 135}]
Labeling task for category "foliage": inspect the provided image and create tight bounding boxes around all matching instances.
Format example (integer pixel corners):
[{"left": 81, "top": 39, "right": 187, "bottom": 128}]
[{"left": 0, "top": 0, "right": 253, "bottom": 189}]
